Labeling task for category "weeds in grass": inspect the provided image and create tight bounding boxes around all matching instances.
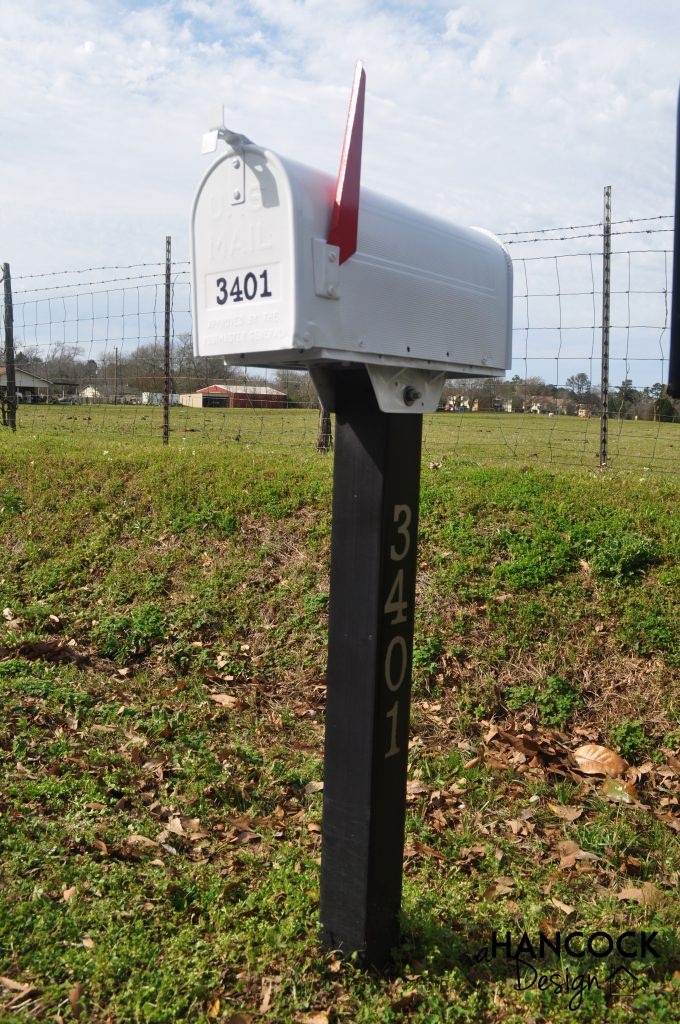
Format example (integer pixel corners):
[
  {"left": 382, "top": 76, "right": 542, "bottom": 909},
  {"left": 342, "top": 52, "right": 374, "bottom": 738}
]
[
  {"left": 505, "top": 675, "right": 583, "bottom": 728},
  {"left": 93, "top": 603, "right": 167, "bottom": 662},
  {"left": 589, "top": 532, "right": 659, "bottom": 585},
  {"left": 610, "top": 720, "right": 649, "bottom": 761}
]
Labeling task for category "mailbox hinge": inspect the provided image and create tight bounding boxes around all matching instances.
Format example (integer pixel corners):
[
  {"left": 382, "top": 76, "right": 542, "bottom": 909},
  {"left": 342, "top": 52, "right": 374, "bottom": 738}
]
[{"left": 201, "top": 114, "right": 251, "bottom": 206}]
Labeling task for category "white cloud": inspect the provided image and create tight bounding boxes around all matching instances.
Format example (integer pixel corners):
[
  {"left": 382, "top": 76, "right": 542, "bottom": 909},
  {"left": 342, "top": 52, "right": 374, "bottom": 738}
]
[{"left": 0, "top": 0, "right": 677, "bottom": 385}]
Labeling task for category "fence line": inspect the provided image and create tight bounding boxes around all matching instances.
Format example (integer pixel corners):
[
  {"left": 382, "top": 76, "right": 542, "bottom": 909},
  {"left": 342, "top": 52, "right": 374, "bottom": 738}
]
[{"left": 1, "top": 206, "right": 678, "bottom": 472}]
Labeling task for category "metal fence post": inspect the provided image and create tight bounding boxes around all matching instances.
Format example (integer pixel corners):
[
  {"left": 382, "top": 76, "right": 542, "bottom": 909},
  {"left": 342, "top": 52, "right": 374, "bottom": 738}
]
[
  {"left": 599, "top": 186, "right": 611, "bottom": 469},
  {"left": 163, "top": 236, "right": 172, "bottom": 444},
  {"left": 2, "top": 263, "right": 17, "bottom": 432}
]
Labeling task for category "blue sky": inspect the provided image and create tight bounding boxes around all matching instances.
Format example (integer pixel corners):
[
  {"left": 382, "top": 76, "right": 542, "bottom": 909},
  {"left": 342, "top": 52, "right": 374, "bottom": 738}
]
[{"left": 1, "top": 0, "right": 678, "bottom": 386}]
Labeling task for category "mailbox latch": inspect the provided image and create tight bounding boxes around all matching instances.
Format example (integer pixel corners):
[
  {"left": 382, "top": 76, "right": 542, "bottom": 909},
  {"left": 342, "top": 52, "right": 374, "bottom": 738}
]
[{"left": 313, "top": 238, "right": 341, "bottom": 299}]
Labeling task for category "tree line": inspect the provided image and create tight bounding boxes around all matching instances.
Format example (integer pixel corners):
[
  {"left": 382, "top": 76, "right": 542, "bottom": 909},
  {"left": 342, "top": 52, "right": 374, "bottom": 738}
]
[{"left": 11, "top": 341, "right": 680, "bottom": 420}]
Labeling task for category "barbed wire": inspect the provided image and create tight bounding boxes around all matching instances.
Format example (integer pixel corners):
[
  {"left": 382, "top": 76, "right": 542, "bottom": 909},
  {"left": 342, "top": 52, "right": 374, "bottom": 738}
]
[
  {"left": 504, "top": 228, "right": 674, "bottom": 245},
  {"left": 2, "top": 218, "right": 678, "bottom": 472},
  {"left": 12, "top": 261, "right": 191, "bottom": 282},
  {"left": 497, "top": 214, "right": 672, "bottom": 237}
]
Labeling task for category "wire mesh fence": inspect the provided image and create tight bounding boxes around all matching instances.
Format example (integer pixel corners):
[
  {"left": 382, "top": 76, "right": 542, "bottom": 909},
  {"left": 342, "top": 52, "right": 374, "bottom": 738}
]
[{"left": 1, "top": 205, "right": 678, "bottom": 472}]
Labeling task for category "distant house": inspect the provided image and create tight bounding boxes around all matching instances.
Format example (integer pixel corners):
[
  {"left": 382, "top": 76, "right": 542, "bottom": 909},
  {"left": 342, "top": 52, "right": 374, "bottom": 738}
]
[
  {"left": 0, "top": 366, "right": 52, "bottom": 402},
  {"left": 79, "top": 385, "right": 102, "bottom": 403},
  {"left": 180, "top": 384, "right": 288, "bottom": 409},
  {"left": 142, "top": 392, "right": 182, "bottom": 406}
]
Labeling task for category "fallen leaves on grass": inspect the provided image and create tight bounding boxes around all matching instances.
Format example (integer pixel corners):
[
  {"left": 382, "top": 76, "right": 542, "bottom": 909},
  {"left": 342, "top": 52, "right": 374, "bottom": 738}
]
[
  {"left": 572, "top": 743, "right": 628, "bottom": 778},
  {"left": 554, "top": 839, "right": 599, "bottom": 869},
  {"left": 550, "top": 896, "right": 576, "bottom": 915},
  {"left": 601, "top": 778, "right": 637, "bottom": 803},
  {"left": 258, "top": 977, "right": 282, "bottom": 1014},
  {"left": 0, "top": 977, "right": 40, "bottom": 1011},
  {"left": 68, "top": 981, "right": 83, "bottom": 1019},
  {"left": 480, "top": 723, "right": 678, "bottom": 828},
  {"left": 617, "top": 883, "right": 662, "bottom": 907},
  {"left": 126, "top": 834, "right": 159, "bottom": 849},
  {"left": 548, "top": 803, "right": 584, "bottom": 822},
  {"left": 485, "top": 876, "right": 515, "bottom": 899},
  {"left": 209, "top": 693, "right": 240, "bottom": 708}
]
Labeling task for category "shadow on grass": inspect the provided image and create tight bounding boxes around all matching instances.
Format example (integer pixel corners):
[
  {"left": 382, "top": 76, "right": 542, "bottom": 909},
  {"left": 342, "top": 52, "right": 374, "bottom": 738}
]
[{"left": 392, "top": 909, "right": 679, "bottom": 989}]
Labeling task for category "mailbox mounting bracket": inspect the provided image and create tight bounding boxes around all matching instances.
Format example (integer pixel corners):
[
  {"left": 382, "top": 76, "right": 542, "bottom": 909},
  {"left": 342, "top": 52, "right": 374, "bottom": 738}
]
[{"left": 310, "top": 364, "right": 447, "bottom": 414}]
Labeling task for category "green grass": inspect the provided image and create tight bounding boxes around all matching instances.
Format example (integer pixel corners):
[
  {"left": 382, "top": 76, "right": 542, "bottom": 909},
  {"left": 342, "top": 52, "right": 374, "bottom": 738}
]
[
  {"left": 8, "top": 404, "right": 680, "bottom": 473},
  {"left": 0, "top": 423, "right": 678, "bottom": 1022}
]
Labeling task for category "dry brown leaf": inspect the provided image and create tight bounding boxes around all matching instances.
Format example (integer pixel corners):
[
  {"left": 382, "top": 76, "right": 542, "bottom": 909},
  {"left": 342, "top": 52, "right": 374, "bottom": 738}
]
[
  {"left": 485, "top": 876, "right": 515, "bottom": 899},
  {"left": 406, "top": 780, "right": 429, "bottom": 798},
  {"left": 572, "top": 743, "right": 627, "bottom": 778},
  {"left": 555, "top": 839, "right": 598, "bottom": 868},
  {"left": 209, "top": 693, "right": 238, "bottom": 708},
  {"left": 82, "top": 937, "right": 95, "bottom": 949},
  {"left": 550, "top": 897, "right": 576, "bottom": 915},
  {"left": 62, "top": 886, "right": 77, "bottom": 902},
  {"left": 548, "top": 803, "right": 584, "bottom": 822},
  {"left": 601, "top": 778, "right": 637, "bottom": 804},
  {"left": 207, "top": 998, "right": 221, "bottom": 1018},
  {"left": 68, "top": 981, "right": 83, "bottom": 1019},
  {"left": 225, "top": 1016, "right": 254, "bottom": 1024},
  {"left": 0, "top": 977, "right": 32, "bottom": 993},
  {"left": 304, "top": 782, "right": 324, "bottom": 795},
  {"left": 392, "top": 990, "right": 423, "bottom": 1012},
  {"left": 617, "top": 883, "right": 661, "bottom": 907},
  {"left": 302, "top": 1014, "right": 329, "bottom": 1024},
  {"left": 127, "top": 834, "right": 159, "bottom": 848},
  {"left": 258, "top": 976, "right": 282, "bottom": 1014},
  {"left": 166, "top": 817, "right": 186, "bottom": 836}
]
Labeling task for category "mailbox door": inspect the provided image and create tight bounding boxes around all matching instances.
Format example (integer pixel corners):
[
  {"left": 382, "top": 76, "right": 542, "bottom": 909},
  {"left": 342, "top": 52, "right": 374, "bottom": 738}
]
[{"left": 191, "top": 148, "right": 297, "bottom": 358}]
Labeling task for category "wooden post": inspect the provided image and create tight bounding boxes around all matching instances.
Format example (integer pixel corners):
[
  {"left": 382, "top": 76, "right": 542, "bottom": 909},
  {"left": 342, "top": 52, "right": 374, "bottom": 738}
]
[
  {"left": 320, "top": 366, "right": 422, "bottom": 967},
  {"left": 2, "top": 263, "right": 17, "bottom": 432}
]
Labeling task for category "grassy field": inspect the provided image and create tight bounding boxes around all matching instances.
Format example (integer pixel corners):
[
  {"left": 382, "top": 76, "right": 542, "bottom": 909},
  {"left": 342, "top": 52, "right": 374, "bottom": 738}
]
[
  {"left": 0, "top": 422, "right": 679, "bottom": 1023},
  {"left": 8, "top": 404, "right": 680, "bottom": 474}
]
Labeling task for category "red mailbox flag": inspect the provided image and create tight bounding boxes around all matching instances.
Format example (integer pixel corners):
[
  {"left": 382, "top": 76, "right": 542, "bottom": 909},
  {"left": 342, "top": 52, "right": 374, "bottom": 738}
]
[{"left": 327, "top": 62, "right": 366, "bottom": 264}]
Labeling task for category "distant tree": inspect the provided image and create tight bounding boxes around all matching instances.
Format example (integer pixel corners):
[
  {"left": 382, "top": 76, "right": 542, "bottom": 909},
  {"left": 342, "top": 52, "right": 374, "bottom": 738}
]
[
  {"left": 609, "top": 378, "right": 642, "bottom": 419},
  {"left": 653, "top": 387, "right": 680, "bottom": 423},
  {"left": 565, "top": 372, "right": 592, "bottom": 396},
  {"left": 171, "top": 334, "right": 234, "bottom": 392}
]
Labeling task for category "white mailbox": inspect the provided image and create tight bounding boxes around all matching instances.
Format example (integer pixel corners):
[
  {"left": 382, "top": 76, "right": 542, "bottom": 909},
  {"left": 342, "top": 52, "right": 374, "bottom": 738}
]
[{"left": 191, "top": 66, "right": 512, "bottom": 412}]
